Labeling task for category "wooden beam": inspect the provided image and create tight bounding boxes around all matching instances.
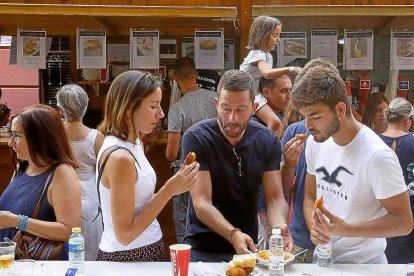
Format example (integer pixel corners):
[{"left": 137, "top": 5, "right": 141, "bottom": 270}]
[
  {"left": 89, "top": 16, "right": 115, "bottom": 34},
  {"left": 253, "top": 5, "right": 414, "bottom": 17},
  {"left": 0, "top": 4, "right": 237, "bottom": 19},
  {"left": 374, "top": 16, "right": 397, "bottom": 36},
  {"left": 237, "top": 0, "right": 252, "bottom": 65}
]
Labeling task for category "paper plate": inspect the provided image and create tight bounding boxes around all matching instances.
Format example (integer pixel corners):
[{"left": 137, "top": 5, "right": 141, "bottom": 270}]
[{"left": 256, "top": 250, "right": 295, "bottom": 266}]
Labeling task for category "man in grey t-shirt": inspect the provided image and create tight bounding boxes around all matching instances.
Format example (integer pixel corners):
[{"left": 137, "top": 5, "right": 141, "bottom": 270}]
[{"left": 166, "top": 57, "right": 217, "bottom": 243}]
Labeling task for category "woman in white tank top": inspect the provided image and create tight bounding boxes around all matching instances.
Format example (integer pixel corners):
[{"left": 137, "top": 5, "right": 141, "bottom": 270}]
[
  {"left": 57, "top": 84, "right": 105, "bottom": 261},
  {"left": 95, "top": 71, "right": 199, "bottom": 261}
]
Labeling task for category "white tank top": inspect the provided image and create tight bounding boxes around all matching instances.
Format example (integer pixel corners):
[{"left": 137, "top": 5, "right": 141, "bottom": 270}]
[
  {"left": 70, "top": 129, "right": 103, "bottom": 260},
  {"left": 97, "top": 136, "right": 162, "bottom": 252}
]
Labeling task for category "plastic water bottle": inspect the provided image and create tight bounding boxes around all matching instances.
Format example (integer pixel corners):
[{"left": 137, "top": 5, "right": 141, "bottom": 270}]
[
  {"left": 316, "top": 238, "right": 332, "bottom": 267},
  {"left": 268, "top": 228, "right": 284, "bottom": 276},
  {"left": 69, "top": 227, "right": 85, "bottom": 274}
]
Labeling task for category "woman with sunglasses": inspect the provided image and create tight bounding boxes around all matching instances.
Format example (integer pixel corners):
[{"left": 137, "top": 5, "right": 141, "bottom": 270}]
[
  {"left": 379, "top": 97, "right": 414, "bottom": 264},
  {"left": 96, "top": 70, "right": 199, "bottom": 261},
  {"left": 0, "top": 104, "right": 81, "bottom": 260}
]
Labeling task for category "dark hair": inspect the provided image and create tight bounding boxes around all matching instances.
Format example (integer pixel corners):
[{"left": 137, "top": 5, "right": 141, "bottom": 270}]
[
  {"left": 12, "top": 104, "right": 79, "bottom": 172},
  {"left": 99, "top": 70, "right": 162, "bottom": 140},
  {"left": 0, "top": 103, "right": 11, "bottom": 126},
  {"left": 174, "top": 57, "right": 196, "bottom": 79},
  {"left": 258, "top": 75, "right": 290, "bottom": 94},
  {"left": 291, "top": 66, "right": 351, "bottom": 117},
  {"left": 362, "top": 92, "right": 389, "bottom": 128},
  {"left": 286, "top": 59, "right": 340, "bottom": 125},
  {"left": 217, "top": 70, "right": 256, "bottom": 102}
]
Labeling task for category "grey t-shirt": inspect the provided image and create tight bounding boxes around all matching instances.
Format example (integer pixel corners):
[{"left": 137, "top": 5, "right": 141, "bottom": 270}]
[{"left": 167, "top": 88, "right": 217, "bottom": 135}]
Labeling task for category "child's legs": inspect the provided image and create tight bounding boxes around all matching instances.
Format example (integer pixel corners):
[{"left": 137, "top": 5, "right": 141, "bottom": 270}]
[{"left": 255, "top": 103, "right": 281, "bottom": 132}]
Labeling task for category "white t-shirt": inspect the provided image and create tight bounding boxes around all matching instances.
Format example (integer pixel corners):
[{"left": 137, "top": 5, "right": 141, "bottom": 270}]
[
  {"left": 306, "top": 125, "right": 407, "bottom": 264},
  {"left": 239, "top": 49, "right": 273, "bottom": 95}
]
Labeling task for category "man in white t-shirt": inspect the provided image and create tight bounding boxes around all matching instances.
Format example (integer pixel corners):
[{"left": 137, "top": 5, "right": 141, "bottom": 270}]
[{"left": 291, "top": 64, "right": 413, "bottom": 264}]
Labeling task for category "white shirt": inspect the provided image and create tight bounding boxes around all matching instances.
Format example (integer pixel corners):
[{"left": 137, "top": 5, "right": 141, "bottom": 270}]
[{"left": 306, "top": 125, "right": 407, "bottom": 264}]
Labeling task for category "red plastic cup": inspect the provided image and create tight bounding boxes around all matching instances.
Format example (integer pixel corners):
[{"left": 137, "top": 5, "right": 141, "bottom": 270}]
[{"left": 169, "top": 244, "right": 191, "bottom": 276}]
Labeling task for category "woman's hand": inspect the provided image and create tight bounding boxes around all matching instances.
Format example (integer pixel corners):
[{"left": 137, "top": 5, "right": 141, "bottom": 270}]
[
  {"left": 0, "top": 211, "right": 17, "bottom": 229},
  {"left": 165, "top": 162, "right": 199, "bottom": 196}
]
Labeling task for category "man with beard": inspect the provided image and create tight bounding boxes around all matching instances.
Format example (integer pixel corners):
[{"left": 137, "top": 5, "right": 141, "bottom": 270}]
[
  {"left": 181, "top": 69, "right": 292, "bottom": 262},
  {"left": 292, "top": 65, "right": 413, "bottom": 264}
]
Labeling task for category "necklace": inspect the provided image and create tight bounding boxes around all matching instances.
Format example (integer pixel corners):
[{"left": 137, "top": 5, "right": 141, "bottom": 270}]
[{"left": 26, "top": 165, "right": 48, "bottom": 176}]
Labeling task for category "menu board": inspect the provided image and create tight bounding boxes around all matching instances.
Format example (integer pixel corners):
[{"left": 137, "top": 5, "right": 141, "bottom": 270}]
[
  {"left": 130, "top": 30, "right": 159, "bottom": 69},
  {"left": 17, "top": 30, "right": 47, "bottom": 69},
  {"left": 311, "top": 30, "right": 338, "bottom": 66},
  {"left": 77, "top": 30, "right": 106, "bottom": 69},
  {"left": 181, "top": 37, "right": 194, "bottom": 59},
  {"left": 194, "top": 31, "right": 224, "bottom": 69},
  {"left": 344, "top": 30, "right": 374, "bottom": 70},
  {"left": 224, "top": 39, "right": 235, "bottom": 70},
  {"left": 278, "top": 32, "right": 307, "bottom": 67},
  {"left": 390, "top": 30, "right": 414, "bottom": 70}
]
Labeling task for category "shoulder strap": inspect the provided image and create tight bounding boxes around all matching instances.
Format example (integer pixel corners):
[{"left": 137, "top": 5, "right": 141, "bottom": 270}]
[
  {"left": 93, "top": 146, "right": 141, "bottom": 230},
  {"left": 32, "top": 165, "right": 58, "bottom": 219}
]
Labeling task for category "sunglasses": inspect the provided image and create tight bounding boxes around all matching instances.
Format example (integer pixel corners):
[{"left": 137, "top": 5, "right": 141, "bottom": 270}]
[{"left": 233, "top": 147, "right": 244, "bottom": 177}]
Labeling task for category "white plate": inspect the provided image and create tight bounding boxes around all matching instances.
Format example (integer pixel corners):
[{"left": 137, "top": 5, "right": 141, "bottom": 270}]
[
  {"left": 217, "top": 266, "right": 262, "bottom": 276},
  {"left": 256, "top": 251, "right": 295, "bottom": 266}
]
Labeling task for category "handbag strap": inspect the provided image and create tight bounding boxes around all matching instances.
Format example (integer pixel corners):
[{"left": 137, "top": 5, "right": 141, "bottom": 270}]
[
  {"left": 94, "top": 146, "right": 141, "bottom": 230},
  {"left": 32, "top": 165, "right": 58, "bottom": 220}
]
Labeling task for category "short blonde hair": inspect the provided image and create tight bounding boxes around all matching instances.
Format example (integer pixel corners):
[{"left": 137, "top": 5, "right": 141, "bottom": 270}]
[{"left": 247, "top": 16, "right": 282, "bottom": 50}]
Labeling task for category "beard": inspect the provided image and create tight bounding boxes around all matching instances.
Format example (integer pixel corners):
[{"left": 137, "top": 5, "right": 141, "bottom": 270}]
[
  {"left": 217, "top": 116, "right": 250, "bottom": 138},
  {"left": 312, "top": 114, "right": 340, "bottom": 143}
]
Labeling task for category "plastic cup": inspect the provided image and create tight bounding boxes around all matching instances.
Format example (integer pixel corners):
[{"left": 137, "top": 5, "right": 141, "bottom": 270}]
[
  {"left": 0, "top": 241, "right": 16, "bottom": 269},
  {"left": 169, "top": 244, "right": 191, "bottom": 276},
  {"left": 11, "top": 259, "right": 35, "bottom": 276}
]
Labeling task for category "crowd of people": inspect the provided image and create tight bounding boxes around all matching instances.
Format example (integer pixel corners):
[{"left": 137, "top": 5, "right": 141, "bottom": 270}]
[{"left": 0, "top": 15, "right": 413, "bottom": 265}]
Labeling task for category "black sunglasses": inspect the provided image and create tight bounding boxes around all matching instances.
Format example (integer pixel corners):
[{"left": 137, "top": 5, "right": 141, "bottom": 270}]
[{"left": 233, "top": 147, "right": 244, "bottom": 177}]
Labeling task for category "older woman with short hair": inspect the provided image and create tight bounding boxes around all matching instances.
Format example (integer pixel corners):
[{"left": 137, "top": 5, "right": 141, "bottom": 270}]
[
  {"left": 379, "top": 97, "right": 414, "bottom": 264},
  {"left": 56, "top": 84, "right": 104, "bottom": 261}
]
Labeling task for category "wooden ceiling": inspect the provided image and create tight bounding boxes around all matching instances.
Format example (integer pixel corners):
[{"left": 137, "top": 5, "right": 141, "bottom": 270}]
[
  {"left": 0, "top": 4, "right": 239, "bottom": 36},
  {"left": 253, "top": 5, "right": 414, "bottom": 36},
  {"left": 1, "top": 3, "right": 414, "bottom": 38}
]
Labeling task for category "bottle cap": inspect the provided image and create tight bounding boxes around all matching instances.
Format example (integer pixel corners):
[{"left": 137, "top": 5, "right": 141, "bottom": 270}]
[
  {"left": 272, "top": 228, "right": 281, "bottom": 235},
  {"left": 72, "top": 227, "right": 81, "bottom": 233}
]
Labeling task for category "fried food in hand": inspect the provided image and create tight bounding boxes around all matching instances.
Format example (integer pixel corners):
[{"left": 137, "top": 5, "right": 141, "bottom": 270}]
[
  {"left": 184, "top": 151, "right": 196, "bottom": 165},
  {"left": 226, "top": 267, "right": 246, "bottom": 276},
  {"left": 295, "top": 133, "right": 308, "bottom": 141},
  {"left": 314, "top": 195, "right": 324, "bottom": 211}
]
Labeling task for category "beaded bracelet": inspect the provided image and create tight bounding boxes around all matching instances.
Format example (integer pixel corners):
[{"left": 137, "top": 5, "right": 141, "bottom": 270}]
[
  {"left": 229, "top": 228, "right": 241, "bottom": 243},
  {"left": 19, "top": 215, "right": 29, "bottom": 232}
]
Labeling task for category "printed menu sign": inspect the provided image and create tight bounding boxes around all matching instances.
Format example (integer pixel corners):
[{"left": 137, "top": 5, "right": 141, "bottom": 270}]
[
  {"left": 224, "top": 39, "right": 235, "bottom": 70},
  {"left": 130, "top": 30, "right": 159, "bottom": 69},
  {"left": 390, "top": 31, "right": 414, "bottom": 70},
  {"left": 181, "top": 37, "right": 194, "bottom": 59},
  {"left": 311, "top": 30, "right": 338, "bottom": 66},
  {"left": 344, "top": 30, "right": 374, "bottom": 70},
  {"left": 17, "top": 30, "right": 47, "bottom": 69},
  {"left": 77, "top": 30, "right": 106, "bottom": 69},
  {"left": 278, "top": 32, "right": 307, "bottom": 67},
  {"left": 194, "top": 31, "right": 224, "bottom": 69}
]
